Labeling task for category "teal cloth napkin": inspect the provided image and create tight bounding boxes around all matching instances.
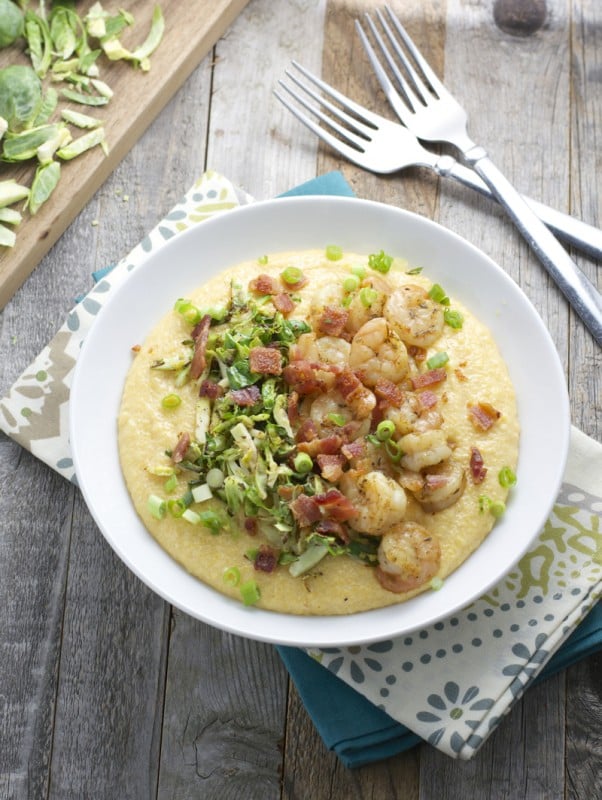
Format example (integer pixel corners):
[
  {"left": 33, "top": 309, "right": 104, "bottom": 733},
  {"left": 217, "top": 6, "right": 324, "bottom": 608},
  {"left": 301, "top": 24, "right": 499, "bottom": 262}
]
[{"left": 277, "top": 604, "right": 601, "bottom": 768}]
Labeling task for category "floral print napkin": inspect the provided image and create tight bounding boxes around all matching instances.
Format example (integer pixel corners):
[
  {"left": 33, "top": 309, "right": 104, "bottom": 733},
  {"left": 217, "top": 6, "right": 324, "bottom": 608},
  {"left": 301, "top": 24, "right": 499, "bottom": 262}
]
[{"left": 0, "top": 170, "right": 599, "bottom": 762}]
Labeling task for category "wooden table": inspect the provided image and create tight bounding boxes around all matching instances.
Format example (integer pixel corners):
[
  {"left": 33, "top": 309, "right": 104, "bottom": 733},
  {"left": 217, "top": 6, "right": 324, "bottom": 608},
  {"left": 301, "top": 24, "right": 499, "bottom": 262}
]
[{"left": 1, "top": 1, "right": 600, "bottom": 797}]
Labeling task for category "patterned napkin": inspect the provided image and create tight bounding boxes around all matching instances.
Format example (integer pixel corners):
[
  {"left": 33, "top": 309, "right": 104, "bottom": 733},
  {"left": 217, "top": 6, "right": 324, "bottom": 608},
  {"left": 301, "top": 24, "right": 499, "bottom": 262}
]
[{"left": 1, "top": 171, "right": 600, "bottom": 765}]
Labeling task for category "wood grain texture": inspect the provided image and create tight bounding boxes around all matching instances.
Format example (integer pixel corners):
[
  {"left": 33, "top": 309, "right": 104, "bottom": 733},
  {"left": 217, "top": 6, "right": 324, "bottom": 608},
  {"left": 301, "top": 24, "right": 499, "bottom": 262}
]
[
  {"left": 0, "top": 0, "right": 251, "bottom": 309},
  {"left": 0, "top": 0, "right": 600, "bottom": 798}
]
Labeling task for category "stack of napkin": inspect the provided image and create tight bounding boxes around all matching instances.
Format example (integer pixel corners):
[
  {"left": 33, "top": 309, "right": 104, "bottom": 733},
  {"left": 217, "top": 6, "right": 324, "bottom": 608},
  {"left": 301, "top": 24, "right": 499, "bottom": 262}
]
[{"left": 1, "top": 170, "right": 600, "bottom": 766}]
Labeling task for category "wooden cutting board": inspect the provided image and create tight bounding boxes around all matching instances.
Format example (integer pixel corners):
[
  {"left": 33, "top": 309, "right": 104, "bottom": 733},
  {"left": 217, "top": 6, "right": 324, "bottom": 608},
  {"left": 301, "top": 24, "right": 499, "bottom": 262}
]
[{"left": 0, "top": 0, "right": 250, "bottom": 308}]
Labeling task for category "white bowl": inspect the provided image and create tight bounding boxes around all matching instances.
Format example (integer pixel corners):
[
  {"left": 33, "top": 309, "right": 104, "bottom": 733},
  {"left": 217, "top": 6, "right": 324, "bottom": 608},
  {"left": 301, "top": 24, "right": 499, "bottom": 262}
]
[{"left": 69, "top": 196, "right": 570, "bottom": 647}]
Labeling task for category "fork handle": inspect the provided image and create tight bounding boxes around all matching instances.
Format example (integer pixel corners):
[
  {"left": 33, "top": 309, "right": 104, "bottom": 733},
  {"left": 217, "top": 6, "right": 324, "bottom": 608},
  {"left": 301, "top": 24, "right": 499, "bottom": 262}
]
[
  {"left": 435, "top": 156, "right": 602, "bottom": 263},
  {"left": 464, "top": 149, "right": 602, "bottom": 346}
]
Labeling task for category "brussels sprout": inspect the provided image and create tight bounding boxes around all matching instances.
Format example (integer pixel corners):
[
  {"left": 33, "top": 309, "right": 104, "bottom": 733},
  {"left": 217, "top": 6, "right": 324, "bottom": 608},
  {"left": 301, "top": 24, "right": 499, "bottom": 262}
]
[
  {"left": 0, "top": 65, "right": 44, "bottom": 133},
  {"left": 0, "top": 0, "right": 24, "bottom": 50}
]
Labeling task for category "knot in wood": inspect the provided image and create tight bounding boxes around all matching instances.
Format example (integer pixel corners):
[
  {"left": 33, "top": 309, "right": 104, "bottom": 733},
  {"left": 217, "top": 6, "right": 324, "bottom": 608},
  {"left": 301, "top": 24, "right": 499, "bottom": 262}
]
[{"left": 493, "top": 0, "right": 546, "bottom": 37}]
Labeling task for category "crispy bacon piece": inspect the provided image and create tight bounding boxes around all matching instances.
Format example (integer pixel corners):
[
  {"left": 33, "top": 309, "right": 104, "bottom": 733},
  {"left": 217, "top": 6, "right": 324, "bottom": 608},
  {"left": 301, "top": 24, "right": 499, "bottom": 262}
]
[
  {"left": 316, "top": 453, "right": 345, "bottom": 482},
  {"left": 317, "top": 305, "right": 349, "bottom": 337},
  {"left": 189, "top": 314, "right": 212, "bottom": 379},
  {"left": 314, "top": 489, "right": 358, "bottom": 521},
  {"left": 315, "top": 519, "right": 350, "bottom": 543},
  {"left": 287, "top": 390, "right": 300, "bottom": 425},
  {"left": 172, "top": 432, "right": 190, "bottom": 463},
  {"left": 254, "top": 544, "right": 278, "bottom": 573},
  {"left": 417, "top": 390, "right": 439, "bottom": 410},
  {"left": 408, "top": 345, "right": 427, "bottom": 363},
  {"left": 374, "top": 379, "right": 405, "bottom": 408},
  {"left": 341, "top": 439, "right": 365, "bottom": 460},
  {"left": 199, "top": 379, "right": 224, "bottom": 399},
  {"left": 470, "top": 446, "right": 487, "bottom": 483},
  {"left": 297, "top": 434, "right": 343, "bottom": 458},
  {"left": 249, "top": 346, "right": 282, "bottom": 375},
  {"left": 272, "top": 292, "right": 295, "bottom": 315},
  {"left": 229, "top": 385, "right": 261, "bottom": 406},
  {"left": 410, "top": 367, "right": 447, "bottom": 390},
  {"left": 283, "top": 360, "right": 325, "bottom": 395},
  {"left": 249, "top": 273, "right": 278, "bottom": 295},
  {"left": 468, "top": 401, "right": 501, "bottom": 431},
  {"left": 290, "top": 494, "right": 322, "bottom": 526},
  {"left": 335, "top": 369, "right": 376, "bottom": 419},
  {"left": 295, "top": 418, "right": 319, "bottom": 443},
  {"left": 244, "top": 517, "right": 258, "bottom": 535}
]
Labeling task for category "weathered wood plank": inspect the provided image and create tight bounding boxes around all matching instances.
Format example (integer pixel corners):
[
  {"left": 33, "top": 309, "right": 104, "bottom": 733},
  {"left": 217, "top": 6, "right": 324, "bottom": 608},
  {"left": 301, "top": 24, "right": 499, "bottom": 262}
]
[
  {"left": 158, "top": 618, "right": 287, "bottom": 800},
  {"left": 40, "top": 66, "right": 214, "bottom": 800}
]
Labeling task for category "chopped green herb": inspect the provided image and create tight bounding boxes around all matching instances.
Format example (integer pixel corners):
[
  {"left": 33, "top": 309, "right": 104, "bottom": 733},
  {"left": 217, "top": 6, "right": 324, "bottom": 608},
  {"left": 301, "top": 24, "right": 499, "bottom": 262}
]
[
  {"left": 444, "top": 308, "right": 464, "bottom": 329},
  {"left": 326, "top": 244, "right": 343, "bottom": 261},
  {"left": 498, "top": 466, "right": 517, "bottom": 488},
  {"left": 426, "top": 351, "right": 449, "bottom": 370},
  {"left": 368, "top": 250, "right": 393, "bottom": 273},
  {"left": 240, "top": 579, "right": 261, "bottom": 606},
  {"left": 428, "top": 283, "right": 450, "bottom": 305}
]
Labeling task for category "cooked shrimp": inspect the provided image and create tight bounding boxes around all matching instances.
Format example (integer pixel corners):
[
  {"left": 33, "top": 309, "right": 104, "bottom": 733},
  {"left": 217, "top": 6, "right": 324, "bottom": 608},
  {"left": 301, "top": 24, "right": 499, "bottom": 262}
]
[
  {"left": 385, "top": 284, "right": 444, "bottom": 347},
  {"left": 349, "top": 317, "right": 409, "bottom": 387},
  {"left": 309, "top": 284, "right": 344, "bottom": 327},
  {"left": 413, "top": 459, "right": 466, "bottom": 512},
  {"left": 345, "top": 274, "right": 390, "bottom": 335},
  {"left": 384, "top": 393, "right": 420, "bottom": 436},
  {"left": 315, "top": 335, "right": 351, "bottom": 368},
  {"left": 339, "top": 470, "right": 407, "bottom": 535},
  {"left": 309, "top": 392, "right": 352, "bottom": 429},
  {"left": 376, "top": 521, "right": 441, "bottom": 593},
  {"left": 399, "top": 429, "right": 452, "bottom": 472},
  {"left": 291, "top": 332, "right": 319, "bottom": 362}
]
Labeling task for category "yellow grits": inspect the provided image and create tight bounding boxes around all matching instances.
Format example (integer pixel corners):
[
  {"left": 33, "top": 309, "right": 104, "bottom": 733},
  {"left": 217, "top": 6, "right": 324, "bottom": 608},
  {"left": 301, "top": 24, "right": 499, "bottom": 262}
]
[{"left": 118, "top": 250, "right": 519, "bottom": 615}]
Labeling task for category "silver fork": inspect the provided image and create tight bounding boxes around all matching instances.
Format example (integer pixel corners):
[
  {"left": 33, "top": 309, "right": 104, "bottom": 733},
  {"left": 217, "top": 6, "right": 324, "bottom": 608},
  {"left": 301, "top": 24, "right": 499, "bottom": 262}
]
[
  {"left": 274, "top": 63, "right": 602, "bottom": 261},
  {"left": 356, "top": 7, "right": 602, "bottom": 346}
]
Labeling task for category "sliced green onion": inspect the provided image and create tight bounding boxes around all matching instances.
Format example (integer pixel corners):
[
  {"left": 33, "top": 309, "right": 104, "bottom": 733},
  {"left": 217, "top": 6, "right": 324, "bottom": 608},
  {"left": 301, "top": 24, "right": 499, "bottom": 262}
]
[
  {"left": 163, "top": 473, "right": 178, "bottom": 493},
  {"left": 351, "top": 264, "right": 367, "bottom": 279},
  {"left": 426, "top": 351, "right": 449, "bottom": 370},
  {"left": 240, "top": 579, "right": 261, "bottom": 606},
  {"left": 376, "top": 420, "right": 395, "bottom": 441},
  {"left": 478, "top": 495, "right": 506, "bottom": 518},
  {"left": 147, "top": 494, "right": 166, "bottom": 519},
  {"left": 430, "top": 577, "right": 444, "bottom": 591},
  {"left": 327, "top": 412, "right": 347, "bottom": 426},
  {"left": 498, "top": 466, "right": 517, "bottom": 488},
  {"left": 257, "top": 255, "right": 268, "bottom": 264},
  {"left": 406, "top": 266, "right": 423, "bottom": 275},
  {"left": 444, "top": 308, "right": 464, "bottom": 329},
  {"left": 428, "top": 283, "right": 450, "bottom": 305},
  {"left": 368, "top": 250, "right": 393, "bottom": 273},
  {"left": 326, "top": 244, "right": 343, "bottom": 261},
  {"left": 198, "top": 510, "right": 222, "bottom": 534},
  {"left": 280, "top": 266, "right": 304, "bottom": 285},
  {"left": 342, "top": 274, "right": 360, "bottom": 293},
  {"left": 167, "top": 498, "right": 187, "bottom": 518},
  {"left": 161, "top": 393, "right": 181, "bottom": 409},
  {"left": 359, "top": 286, "right": 378, "bottom": 307},
  {"left": 191, "top": 483, "right": 213, "bottom": 503},
  {"left": 293, "top": 452, "right": 313, "bottom": 474},
  {"left": 182, "top": 508, "right": 202, "bottom": 524},
  {"left": 384, "top": 438, "right": 402, "bottom": 462},
  {"left": 206, "top": 468, "right": 225, "bottom": 489},
  {"left": 223, "top": 566, "right": 241, "bottom": 587}
]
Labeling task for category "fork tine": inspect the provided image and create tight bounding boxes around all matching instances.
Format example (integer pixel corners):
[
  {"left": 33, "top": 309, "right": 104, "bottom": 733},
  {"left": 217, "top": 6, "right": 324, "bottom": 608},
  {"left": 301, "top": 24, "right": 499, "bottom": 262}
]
[
  {"left": 273, "top": 85, "right": 369, "bottom": 165},
  {"left": 289, "top": 61, "right": 380, "bottom": 131},
  {"left": 276, "top": 79, "right": 368, "bottom": 153},
  {"left": 354, "top": 17, "right": 418, "bottom": 118},
  {"left": 383, "top": 5, "right": 447, "bottom": 97},
  {"left": 283, "top": 68, "right": 373, "bottom": 143}
]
